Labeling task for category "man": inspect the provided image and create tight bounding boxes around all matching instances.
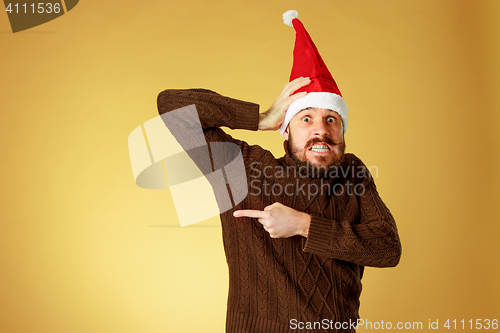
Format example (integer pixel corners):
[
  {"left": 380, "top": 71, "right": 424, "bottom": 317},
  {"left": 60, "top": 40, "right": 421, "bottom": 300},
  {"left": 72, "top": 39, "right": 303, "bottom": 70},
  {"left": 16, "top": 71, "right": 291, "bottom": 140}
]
[{"left": 157, "top": 10, "right": 401, "bottom": 333}]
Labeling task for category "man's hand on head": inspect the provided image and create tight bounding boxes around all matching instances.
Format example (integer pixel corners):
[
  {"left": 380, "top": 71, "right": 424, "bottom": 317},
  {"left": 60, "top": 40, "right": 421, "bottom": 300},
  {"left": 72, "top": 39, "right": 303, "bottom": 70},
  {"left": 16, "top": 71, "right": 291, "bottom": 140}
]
[
  {"left": 258, "top": 77, "right": 311, "bottom": 131},
  {"left": 233, "top": 202, "right": 311, "bottom": 238}
]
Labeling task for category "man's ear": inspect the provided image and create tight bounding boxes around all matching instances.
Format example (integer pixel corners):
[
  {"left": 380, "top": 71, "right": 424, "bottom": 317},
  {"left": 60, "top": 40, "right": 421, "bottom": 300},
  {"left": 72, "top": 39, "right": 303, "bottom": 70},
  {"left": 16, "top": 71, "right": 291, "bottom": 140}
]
[{"left": 283, "top": 125, "right": 290, "bottom": 140}]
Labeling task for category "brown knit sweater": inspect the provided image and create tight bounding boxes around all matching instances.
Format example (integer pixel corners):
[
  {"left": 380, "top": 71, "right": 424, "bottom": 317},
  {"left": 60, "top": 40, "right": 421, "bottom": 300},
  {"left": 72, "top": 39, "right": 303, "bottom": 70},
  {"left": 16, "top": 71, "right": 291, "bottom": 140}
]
[{"left": 157, "top": 88, "right": 402, "bottom": 333}]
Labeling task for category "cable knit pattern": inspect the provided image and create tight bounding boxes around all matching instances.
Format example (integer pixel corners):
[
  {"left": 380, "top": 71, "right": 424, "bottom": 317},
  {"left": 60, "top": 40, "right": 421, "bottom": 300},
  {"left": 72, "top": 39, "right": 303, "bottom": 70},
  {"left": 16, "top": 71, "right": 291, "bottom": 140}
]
[{"left": 157, "top": 89, "right": 402, "bottom": 333}]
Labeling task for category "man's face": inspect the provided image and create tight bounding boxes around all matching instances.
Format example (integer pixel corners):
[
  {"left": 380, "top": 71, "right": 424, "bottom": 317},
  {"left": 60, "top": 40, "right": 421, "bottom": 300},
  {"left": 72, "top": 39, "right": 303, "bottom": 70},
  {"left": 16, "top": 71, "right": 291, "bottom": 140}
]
[{"left": 284, "top": 108, "right": 345, "bottom": 169}]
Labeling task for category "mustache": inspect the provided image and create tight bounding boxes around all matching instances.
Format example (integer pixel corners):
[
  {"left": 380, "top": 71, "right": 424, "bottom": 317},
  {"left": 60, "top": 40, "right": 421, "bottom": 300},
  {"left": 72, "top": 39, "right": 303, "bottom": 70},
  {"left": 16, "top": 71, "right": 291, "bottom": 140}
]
[{"left": 305, "top": 137, "right": 343, "bottom": 148}]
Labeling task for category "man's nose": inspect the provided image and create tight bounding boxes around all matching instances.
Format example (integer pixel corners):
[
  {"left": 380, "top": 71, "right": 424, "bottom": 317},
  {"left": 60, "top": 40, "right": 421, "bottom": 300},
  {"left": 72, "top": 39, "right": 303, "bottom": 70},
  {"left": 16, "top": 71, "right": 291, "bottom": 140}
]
[{"left": 313, "top": 119, "right": 328, "bottom": 136}]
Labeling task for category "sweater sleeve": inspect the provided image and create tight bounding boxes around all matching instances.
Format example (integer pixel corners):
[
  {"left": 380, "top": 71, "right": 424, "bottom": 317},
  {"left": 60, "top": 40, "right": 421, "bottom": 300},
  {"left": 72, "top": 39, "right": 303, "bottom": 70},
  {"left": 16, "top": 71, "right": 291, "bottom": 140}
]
[
  {"left": 157, "top": 88, "right": 259, "bottom": 133},
  {"left": 302, "top": 156, "right": 402, "bottom": 268}
]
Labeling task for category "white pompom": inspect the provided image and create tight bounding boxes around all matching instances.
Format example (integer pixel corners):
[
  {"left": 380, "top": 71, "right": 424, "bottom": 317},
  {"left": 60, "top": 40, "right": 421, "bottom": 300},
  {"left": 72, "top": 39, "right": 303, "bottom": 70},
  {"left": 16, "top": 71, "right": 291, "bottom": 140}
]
[{"left": 283, "top": 10, "right": 298, "bottom": 27}]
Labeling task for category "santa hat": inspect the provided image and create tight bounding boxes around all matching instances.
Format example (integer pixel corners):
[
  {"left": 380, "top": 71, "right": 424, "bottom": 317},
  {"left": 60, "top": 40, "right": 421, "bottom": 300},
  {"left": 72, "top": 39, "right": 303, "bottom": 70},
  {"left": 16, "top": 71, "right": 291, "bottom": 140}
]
[{"left": 280, "top": 10, "right": 348, "bottom": 137}]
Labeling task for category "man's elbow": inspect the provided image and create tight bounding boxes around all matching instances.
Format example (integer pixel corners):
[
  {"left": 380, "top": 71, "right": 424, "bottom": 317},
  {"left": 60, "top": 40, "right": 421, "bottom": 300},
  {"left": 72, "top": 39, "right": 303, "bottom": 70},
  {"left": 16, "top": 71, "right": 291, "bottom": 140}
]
[
  {"left": 384, "top": 242, "right": 402, "bottom": 268},
  {"left": 381, "top": 223, "right": 402, "bottom": 267}
]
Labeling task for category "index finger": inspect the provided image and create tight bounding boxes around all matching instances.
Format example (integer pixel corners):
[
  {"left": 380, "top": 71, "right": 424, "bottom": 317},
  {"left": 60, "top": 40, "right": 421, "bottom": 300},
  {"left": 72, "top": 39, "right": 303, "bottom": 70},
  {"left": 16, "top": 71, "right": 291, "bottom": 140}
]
[{"left": 233, "top": 210, "right": 268, "bottom": 219}]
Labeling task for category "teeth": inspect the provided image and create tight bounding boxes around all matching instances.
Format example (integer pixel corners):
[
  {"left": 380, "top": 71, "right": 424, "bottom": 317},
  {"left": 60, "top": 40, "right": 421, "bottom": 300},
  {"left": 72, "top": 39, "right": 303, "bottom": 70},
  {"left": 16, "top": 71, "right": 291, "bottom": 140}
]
[{"left": 311, "top": 144, "right": 330, "bottom": 153}]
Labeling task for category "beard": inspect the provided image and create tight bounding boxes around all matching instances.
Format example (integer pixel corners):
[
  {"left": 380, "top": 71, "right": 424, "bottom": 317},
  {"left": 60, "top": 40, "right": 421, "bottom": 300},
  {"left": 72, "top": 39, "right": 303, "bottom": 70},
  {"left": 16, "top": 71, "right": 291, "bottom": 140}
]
[{"left": 288, "top": 131, "right": 346, "bottom": 178}]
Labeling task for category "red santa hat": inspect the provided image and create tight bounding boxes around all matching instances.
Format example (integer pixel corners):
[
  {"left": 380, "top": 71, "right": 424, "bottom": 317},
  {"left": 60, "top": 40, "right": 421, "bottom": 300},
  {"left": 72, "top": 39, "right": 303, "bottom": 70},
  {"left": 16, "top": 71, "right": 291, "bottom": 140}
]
[{"left": 280, "top": 10, "right": 349, "bottom": 137}]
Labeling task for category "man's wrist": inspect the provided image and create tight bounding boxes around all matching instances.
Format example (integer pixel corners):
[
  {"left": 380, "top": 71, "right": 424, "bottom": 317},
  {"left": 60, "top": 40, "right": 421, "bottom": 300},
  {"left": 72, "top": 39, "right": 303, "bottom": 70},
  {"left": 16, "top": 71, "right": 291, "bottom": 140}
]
[
  {"left": 300, "top": 213, "right": 311, "bottom": 238},
  {"left": 258, "top": 112, "right": 272, "bottom": 131},
  {"left": 258, "top": 113, "right": 266, "bottom": 130}
]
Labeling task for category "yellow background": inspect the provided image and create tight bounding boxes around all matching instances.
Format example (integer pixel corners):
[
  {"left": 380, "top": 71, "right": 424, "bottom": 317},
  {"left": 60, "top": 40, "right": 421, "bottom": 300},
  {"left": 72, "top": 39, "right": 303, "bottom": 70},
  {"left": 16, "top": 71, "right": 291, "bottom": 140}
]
[{"left": 1, "top": 0, "right": 499, "bottom": 332}]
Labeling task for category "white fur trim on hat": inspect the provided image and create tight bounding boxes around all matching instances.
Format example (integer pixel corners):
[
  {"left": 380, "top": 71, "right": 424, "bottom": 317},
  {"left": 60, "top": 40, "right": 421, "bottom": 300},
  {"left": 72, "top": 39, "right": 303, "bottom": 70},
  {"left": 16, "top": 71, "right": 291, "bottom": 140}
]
[
  {"left": 279, "top": 92, "right": 348, "bottom": 137},
  {"left": 283, "top": 10, "right": 298, "bottom": 27}
]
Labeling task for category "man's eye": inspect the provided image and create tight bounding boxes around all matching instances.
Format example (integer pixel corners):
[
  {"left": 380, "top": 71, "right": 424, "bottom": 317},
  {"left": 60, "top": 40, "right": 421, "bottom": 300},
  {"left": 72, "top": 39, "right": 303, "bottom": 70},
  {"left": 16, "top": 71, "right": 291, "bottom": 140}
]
[
  {"left": 302, "top": 116, "right": 311, "bottom": 122},
  {"left": 327, "top": 117, "right": 336, "bottom": 123}
]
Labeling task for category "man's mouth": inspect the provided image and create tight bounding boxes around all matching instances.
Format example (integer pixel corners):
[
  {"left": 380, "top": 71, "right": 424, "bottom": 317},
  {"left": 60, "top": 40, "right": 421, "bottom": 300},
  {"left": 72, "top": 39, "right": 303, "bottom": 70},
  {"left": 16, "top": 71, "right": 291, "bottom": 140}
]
[{"left": 308, "top": 143, "right": 331, "bottom": 153}]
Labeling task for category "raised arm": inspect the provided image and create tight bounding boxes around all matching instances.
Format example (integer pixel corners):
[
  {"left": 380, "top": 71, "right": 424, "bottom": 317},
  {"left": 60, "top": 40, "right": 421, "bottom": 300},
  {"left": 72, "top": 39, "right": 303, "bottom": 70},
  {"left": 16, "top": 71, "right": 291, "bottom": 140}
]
[{"left": 157, "top": 88, "right": 260, "bottom": 132}]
